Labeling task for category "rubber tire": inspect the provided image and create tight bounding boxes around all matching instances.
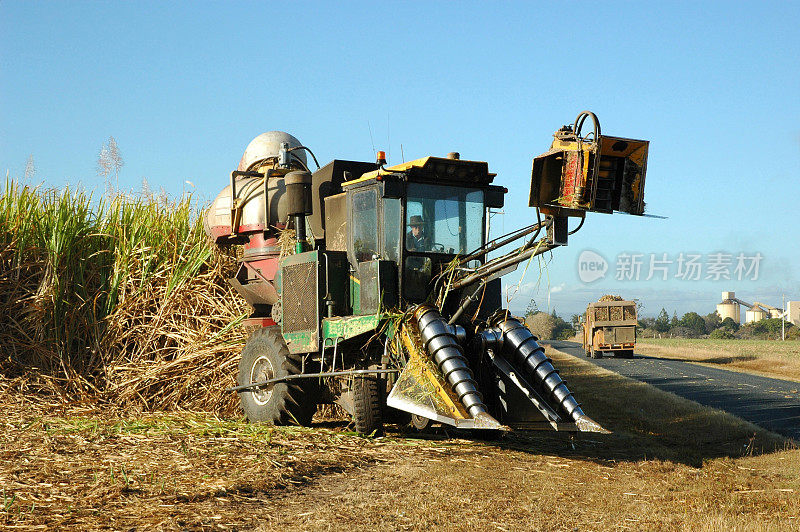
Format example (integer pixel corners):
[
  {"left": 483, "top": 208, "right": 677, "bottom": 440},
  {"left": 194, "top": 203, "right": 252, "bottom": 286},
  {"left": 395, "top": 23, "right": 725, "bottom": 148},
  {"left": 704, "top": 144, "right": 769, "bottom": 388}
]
[
  {"left": 621, "top": 349, "right": 635, "bottom": 359},
  {"left": 590, "top": 348, "right": 603, "bottom": 359},
  {"left": 237, "top": 326, "right": 316, "bottom": 426},
  {"left": 352, "top": 375, "right": 383, "bottom": 435},
  {"left": 411, "top": 414, "right": 432, "bottom": 432}
]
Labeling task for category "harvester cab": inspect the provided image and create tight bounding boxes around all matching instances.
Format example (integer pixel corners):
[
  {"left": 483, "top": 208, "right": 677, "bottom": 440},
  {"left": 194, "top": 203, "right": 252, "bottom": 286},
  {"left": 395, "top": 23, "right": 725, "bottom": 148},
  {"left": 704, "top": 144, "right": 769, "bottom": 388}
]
[
  {"left": 335, "top": 155, "right": 504, "bottom": 310},
  {"left": 205, "top": 111, "right": 649, "bottom": 436}
]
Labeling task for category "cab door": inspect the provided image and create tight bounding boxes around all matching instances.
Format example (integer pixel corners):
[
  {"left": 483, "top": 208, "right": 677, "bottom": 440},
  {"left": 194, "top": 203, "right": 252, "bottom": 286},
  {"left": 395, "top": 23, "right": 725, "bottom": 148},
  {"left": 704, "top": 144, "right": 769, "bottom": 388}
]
[{"left": 347, "top": 184, "right": 399, "bottom": 314}]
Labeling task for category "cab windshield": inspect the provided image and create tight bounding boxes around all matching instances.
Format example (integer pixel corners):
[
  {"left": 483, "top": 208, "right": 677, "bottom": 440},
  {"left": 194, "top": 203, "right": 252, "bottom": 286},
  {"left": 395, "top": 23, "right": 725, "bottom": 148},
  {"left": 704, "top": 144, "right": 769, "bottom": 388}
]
[{"left": 405, "top": 183, "right": 484, "bottom": 255}]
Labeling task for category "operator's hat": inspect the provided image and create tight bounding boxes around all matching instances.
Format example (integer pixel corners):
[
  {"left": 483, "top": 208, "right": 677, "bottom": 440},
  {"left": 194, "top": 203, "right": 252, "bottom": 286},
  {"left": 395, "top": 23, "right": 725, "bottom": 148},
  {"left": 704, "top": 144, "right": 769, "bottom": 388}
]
[{"left": 409, "top": 215, "right": 424, "bottom": 226}]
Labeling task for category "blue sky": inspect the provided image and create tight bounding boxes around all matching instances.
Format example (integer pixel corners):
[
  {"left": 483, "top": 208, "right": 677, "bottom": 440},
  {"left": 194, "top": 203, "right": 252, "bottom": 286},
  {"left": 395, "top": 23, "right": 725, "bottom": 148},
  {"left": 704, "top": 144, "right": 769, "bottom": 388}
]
[{"left": 2, "top": 1, "right": 798, "bottom": 318}]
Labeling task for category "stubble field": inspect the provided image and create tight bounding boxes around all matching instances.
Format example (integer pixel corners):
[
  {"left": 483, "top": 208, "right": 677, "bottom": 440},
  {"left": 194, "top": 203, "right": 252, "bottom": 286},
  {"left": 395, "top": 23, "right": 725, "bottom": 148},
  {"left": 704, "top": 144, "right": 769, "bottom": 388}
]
[{"left": 3, "top": 348, "right": 798, "bottom": 531}]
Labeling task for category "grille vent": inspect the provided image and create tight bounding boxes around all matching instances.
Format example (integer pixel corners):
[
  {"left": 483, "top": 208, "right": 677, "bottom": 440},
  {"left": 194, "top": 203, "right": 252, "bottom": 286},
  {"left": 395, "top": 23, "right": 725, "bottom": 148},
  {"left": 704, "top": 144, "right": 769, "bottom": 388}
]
[{"left": 282, "top": 262, "right": 317, "bottom": 333}]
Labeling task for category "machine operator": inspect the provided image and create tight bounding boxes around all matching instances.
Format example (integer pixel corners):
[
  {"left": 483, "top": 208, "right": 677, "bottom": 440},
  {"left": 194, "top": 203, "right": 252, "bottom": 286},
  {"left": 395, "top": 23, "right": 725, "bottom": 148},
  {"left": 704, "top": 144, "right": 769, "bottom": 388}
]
[{"left": 406, "top": 215, "right": 431, "bottom": 252}]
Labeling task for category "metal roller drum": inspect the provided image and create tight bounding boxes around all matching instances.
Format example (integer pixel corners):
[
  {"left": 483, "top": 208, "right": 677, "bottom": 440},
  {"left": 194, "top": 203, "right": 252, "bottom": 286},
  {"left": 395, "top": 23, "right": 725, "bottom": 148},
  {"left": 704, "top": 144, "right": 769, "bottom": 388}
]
[
  {"left": 414, "top": 305, "right": 488, "bottom": 418},
  {"left": 495, "top": 319, "right": 581, "bottom": 418},
  {"left": 490, "top": 318, "right": 605, "bottom": 432}
]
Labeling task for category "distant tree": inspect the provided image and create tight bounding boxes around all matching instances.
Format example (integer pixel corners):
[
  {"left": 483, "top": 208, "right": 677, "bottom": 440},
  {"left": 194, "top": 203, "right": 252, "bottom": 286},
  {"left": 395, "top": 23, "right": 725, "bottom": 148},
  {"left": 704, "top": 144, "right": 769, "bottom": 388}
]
[
  {"left": 638, "top": 316, "right": 656, "bottom": 329},
  {"left": 709, "top": 328, "right": 735, "bottom": 339},
  {"left": 654, "top": 308, "right": 670, "bottom": 332},
  {"left": 525, "top": 311, "right": 575, "bottom": 340},
  {"left": 703, "top": 311, "right": 721, "bottom": 333},
  {"left": 551, "top": 312, "right": 575, "bottom": 340},
  {"left": 680, "top": 312, "right": 707, "bottom": 335},
  {"left": 570, "top": 314, "right": 581, "bottom": 329},
  {"left": 525, "top": 299, "right": 539, "bottom": 317},
  {"left": 669, "top": 325, "right": 701, "bottom": 339},
  {"left": 720, "top": 317, "right": 739, "bottom": 331},
  {"left": 555, "top": 322, "right": 576, "bottom": 340},
  {"left": 751, "top": 318, "right": 791, "bottom": 339},
  {"left": 670, "top": 311, "right": 680, "bottom": 328},
  {"left": 525, "top": 312, "right": 555, "bottom": 339},
  {"left": 24, "top": 154, "right": 35, "bottom": 179},
  {"left": 732, "top": 319, "right": 794, "bottom": 340}
]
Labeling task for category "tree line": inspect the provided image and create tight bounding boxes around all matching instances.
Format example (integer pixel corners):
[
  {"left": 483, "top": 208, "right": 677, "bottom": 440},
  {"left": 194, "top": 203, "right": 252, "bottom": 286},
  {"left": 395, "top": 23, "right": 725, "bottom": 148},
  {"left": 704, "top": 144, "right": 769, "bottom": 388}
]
[
  {"left": 638, "top": 309, "right": 797, "bottom": 340},
  {"left": 522, "top": 297, "right": 797, "bottom": 341}
]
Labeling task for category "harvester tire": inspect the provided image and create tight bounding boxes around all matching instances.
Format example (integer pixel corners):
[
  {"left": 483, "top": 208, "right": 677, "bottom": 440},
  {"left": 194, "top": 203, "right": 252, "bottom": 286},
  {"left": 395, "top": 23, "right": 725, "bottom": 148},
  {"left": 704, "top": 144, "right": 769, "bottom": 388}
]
[
  {"left": 590, "top": 348, "right": 603, "bottom": 359},
  {"left": 237, "top": 326, "right": 316, "bottom": 426},
  {"left": 410, "top": 414, "right": 431, "bottom": 431},
  {"left": 352, "top": 374, "right": 383, "bottom": 435}
]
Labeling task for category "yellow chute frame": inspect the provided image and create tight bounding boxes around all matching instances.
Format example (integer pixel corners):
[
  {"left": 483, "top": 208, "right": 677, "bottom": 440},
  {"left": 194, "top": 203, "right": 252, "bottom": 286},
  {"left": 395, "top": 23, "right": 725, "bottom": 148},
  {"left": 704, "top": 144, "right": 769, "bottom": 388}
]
[
  {"left": 386, "top": 323, "right": 472, "bottom": 426},
  {"left": 529, "top": 111, "right": 649, "bottom": 217}
]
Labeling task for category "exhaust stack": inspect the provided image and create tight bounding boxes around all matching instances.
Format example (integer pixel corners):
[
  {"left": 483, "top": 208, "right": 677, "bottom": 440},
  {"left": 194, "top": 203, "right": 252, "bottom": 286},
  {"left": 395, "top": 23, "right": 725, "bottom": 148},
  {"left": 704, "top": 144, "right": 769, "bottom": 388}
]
[{"left": 284, "top": 170, "right": 313, "bottom": 253}]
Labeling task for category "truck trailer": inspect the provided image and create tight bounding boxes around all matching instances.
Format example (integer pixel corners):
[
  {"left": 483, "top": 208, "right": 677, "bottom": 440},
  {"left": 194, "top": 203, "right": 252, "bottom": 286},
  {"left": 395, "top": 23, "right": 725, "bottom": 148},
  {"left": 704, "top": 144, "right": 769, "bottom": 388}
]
[{"left": 582, "top": 298, "right": 638, "bottom": 359}]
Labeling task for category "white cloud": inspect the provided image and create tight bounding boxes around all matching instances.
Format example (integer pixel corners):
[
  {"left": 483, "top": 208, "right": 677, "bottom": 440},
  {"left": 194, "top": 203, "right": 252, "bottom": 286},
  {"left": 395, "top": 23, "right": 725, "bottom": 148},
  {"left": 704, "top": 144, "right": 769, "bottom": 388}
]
[{"left": 549, "top": 283, "right": 566, "bottom": 294}]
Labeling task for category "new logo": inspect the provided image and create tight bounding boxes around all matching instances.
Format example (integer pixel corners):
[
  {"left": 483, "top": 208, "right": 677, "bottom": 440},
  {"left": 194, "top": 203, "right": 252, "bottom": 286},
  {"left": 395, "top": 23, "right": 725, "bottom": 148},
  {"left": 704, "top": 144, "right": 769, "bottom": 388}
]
[{"left": 578, "top": 250, "right": 608, "bottom": 283}]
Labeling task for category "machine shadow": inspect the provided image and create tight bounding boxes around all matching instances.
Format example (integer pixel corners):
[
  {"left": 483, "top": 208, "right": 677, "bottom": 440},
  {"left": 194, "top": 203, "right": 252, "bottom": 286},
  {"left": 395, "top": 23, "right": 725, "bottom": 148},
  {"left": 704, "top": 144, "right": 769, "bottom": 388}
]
[
  {"left": 310, "top": 334, "right": 790, "bottom": 468},
  {"left": 485, "top": 424, "right": 789, "bottom": 469},
  {"left": 482, "top": 341, "right": 787, "bottom": 467}
]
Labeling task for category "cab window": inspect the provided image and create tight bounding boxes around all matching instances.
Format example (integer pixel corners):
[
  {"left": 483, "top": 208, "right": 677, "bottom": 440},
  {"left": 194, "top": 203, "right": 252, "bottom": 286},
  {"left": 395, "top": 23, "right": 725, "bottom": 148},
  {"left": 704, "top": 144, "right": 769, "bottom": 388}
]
[
  {"left": 351, "top": 189, "right": 378, "bottom": 262},
  {"left": 405, "top": 184, "right": 484, "bottom": 254}
]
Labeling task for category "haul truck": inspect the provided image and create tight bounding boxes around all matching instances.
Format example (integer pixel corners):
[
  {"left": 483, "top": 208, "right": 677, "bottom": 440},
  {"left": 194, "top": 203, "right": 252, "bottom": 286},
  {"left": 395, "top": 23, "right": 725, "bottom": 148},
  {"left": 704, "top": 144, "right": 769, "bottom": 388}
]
[
  {"left": 204, "top": 111, "right": 649, "bottom": 435},
  {"left": 582, "top": 298, "right": 638, "bottom": 359}
]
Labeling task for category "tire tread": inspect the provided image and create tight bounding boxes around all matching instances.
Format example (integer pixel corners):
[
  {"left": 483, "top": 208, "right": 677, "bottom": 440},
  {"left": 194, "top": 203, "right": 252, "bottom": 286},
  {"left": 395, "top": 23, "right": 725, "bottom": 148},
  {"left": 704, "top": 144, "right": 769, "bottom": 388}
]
[
  {"left": 352, "top": 375, "right": 383, "bottom": 435},
  {"left": 238, "top": 326, "right": 316, "bottom": 426}
]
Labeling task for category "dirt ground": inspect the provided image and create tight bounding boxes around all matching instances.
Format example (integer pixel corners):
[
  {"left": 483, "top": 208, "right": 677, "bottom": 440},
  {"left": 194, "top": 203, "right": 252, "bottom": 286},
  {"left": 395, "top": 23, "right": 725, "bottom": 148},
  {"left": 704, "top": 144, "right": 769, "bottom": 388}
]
[
  {"left": 3, "top": 349, "right": 799, "bottom": 531},
  {"left": 256, "top": 446, "right": 800, "bottom": 532}
]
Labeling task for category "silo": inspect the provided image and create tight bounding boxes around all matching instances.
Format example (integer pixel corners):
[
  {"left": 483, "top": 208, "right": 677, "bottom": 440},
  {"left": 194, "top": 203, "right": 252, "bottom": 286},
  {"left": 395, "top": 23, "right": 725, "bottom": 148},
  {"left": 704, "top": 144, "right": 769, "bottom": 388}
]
[
  {"left": 745, "top": 305, "right": 768, "bottom": 323},
  {"left": 716, "top": 291, "right": 740, "bottom": 323},
  {"left": 787, "top": 301, "right": 800, "bottom": 326}
]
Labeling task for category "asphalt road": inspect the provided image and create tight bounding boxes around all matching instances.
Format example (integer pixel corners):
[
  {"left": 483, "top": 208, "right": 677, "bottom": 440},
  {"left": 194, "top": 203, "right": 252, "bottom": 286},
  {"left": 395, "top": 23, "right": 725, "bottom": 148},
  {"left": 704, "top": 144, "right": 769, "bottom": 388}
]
[{"left": 549, "top": 340, "right": 800, "bottom": 441}]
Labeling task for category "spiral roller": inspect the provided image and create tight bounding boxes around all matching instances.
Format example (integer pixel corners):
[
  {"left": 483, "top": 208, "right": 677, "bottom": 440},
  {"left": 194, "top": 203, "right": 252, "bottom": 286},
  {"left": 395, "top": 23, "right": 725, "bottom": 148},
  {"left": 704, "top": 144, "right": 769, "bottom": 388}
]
[
  {"left": 414, "top": 305, "right": 488, "bottom": 418},
  {"left": 476, "top": 316, "right": 605, "bottom": 432},
  {"left": 494, "top": 318, "right": 584, "bottom": 420}
]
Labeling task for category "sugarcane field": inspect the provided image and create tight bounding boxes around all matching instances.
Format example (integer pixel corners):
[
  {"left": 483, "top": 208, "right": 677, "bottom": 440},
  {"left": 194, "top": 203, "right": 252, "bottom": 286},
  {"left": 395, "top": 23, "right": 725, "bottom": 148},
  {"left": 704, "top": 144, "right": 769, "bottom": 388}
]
[{"left": 2, "top": 3, "right": 799, "bottom": 531}]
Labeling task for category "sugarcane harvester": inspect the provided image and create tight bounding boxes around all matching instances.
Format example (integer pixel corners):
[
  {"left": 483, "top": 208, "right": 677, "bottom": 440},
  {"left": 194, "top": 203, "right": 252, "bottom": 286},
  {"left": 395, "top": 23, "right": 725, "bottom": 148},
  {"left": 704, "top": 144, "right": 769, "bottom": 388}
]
[{"left": 205, "top": 111, "right": 649, "bottom": 434}]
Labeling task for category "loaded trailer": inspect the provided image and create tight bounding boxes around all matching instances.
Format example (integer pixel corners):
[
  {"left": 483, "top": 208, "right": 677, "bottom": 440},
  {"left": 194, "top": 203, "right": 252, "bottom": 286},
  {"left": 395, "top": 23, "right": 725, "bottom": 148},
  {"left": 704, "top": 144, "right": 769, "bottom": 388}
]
[{"left": 582, "top": 298, "right": 638, "bottom": 359}]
